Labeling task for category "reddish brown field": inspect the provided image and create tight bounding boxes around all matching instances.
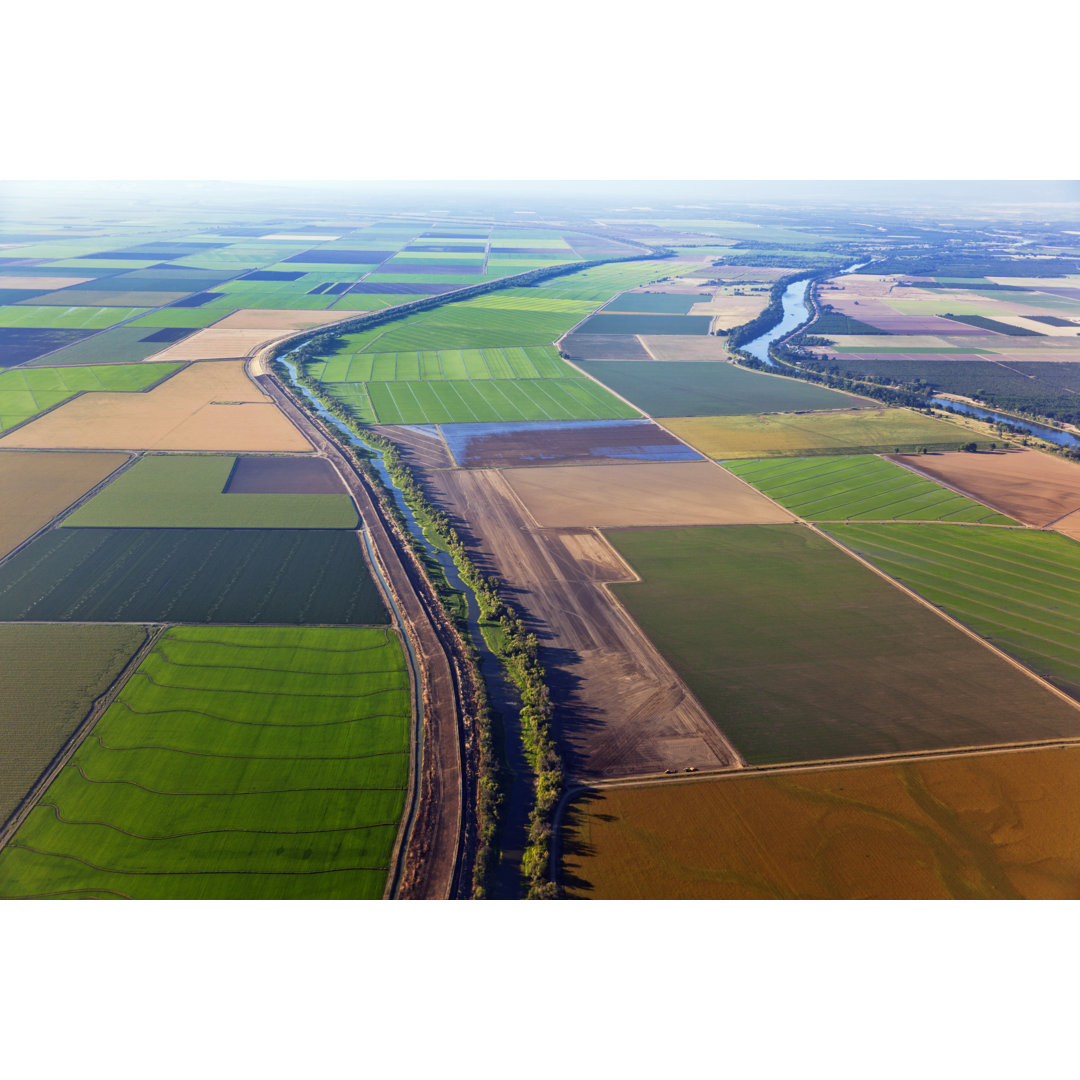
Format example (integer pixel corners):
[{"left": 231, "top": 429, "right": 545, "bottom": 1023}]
[
  {"left": 561, "top": 745, "right": 1080, "bottom": 899},
  {"left": 501, "top": 461, "right": 795, "bottom": 528},
  {"left": 890, "top": 448, "right": 1080, "bottom": 526},
  {"left": 0, "top": 450, "right": 129, "bottom": 556},
  {"left": 0, "top": 361, "right": 311, "bottom": 452},
  {"left": 427, "top": 467, "right": 738, "bottom": 778}
]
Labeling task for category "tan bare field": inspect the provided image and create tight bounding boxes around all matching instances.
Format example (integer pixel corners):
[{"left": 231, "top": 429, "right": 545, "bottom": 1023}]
[
  {"left": 706, "top": 265, "right": 799, "bottom": 281},
  {"left": 818, "top": 274, "right": 899, "bottom": 299},
  {"left": 826, "top": 334, "right": 970, "bottom": 350},
  {"left": 211, "top": 309, "right": 353, "bottom": 331},
  {"left": 142, "top": 328, "right": 284, "bottom": 362},
  {"left": 561, "top": 745, "right": 1080, "bottom": 899},
  {"left": 639, "top": 335, "right": 733, "bottom": 362},
  {"left": 427, "top": 467, "right": 738, "bottom": 778},
  {"left": 501, "top": 461, "right": 795, "bottom": 528},
  {"left": 992, "top": 315, "right": 1080, "bottom": 337},
  {"left": 375, "top": 424, "right": 454, "bottom": 470},
  {"left": 0, "top": 451, "right": 129, "bottom": 556},
  {"left": 0, "top": 275, "right": 91, "bottom": 290},
  {"left": 0, "top": 361, "right": 311, "bottom": 452},
  {"left": 988, "top": 276, "right": 1080, "bottom": 289},
  {"left": 688, "top": 293, "right": 769, "bottom": 329},
  {"left": 890, "top": 448, "right": 1080, "bottom": 526}
]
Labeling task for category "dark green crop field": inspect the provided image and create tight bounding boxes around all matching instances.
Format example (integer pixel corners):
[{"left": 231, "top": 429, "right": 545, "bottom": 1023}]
[
  {"left": 574, "top": 313, "right": 713, "bottom": 336},
  {"left": 724, "top": 455, "right": 1015, "bottom": 523},
  {"left": 602, "top": 292, "right": 709, "bottom": 314},
  {"left": 0, "top": 623, "right": 147, "bottom": 826},
  {"left": 0, "top": 528, "right": 385, "bottom": 624},
  {"left": 825, "top": 523, "right": 1080, "bottom": 700},
  {"left": 605, "top": 524, "right": 1080, "bottom": 764},
  {"left": 0, "top": 626, "right": 410, "bottom": 899},
  {"left": 578, "top": 360, "right": 868, "bottom": 417}
]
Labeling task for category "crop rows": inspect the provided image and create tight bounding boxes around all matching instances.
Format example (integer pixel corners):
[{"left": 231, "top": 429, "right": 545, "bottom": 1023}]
[{"left": 0, "top": 626, "right": 410, "bottom": 899}]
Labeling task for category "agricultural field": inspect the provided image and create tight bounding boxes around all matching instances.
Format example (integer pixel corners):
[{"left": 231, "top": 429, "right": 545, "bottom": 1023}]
[
  {"left": 889, "top": 449, "right": 1080, "bottom": 526},
  {"left": 0, "top": 305, "right": 148, "bottom": 329},
  {"left": 724, "top": 455, "right": 1016, "bottom": 523},
  {"left": 330, "top": 375, "right": 639, "bottom": 425},
  {"left": 605, "top": 524, "right": 1080, "bottom": 764},
  {"left": 602, "top": 292, "right": 712, "bottom": 314},
  {"left": 225, "top": 455, "right": 347, "bottom": 493},
  {"left": 639, "top": 335, "right": 738, "bottom": 362},
  {"left": 0, "top": 327, "right": 100, "bottom": 367},
  {"left": 0, "top": 361, "right": 183, "bottom": 432},
  {"left": 139, "top": 327, "right": 285, "bottom": 362},
  {"left": 437, "top": 417, "right": 702, "bottom": 468},
  {"left": 501, "top": 461, "right": 795, "bottom": 528},
  {"left": 577, "top": 360, "right": 870, "bottom": 417},
  {"left": 63, "top": 455, "right": 358, "bottom": 529},
  {"left": 573, "top": 313, "right": 712, "bottom": 336},
  {"left": 0, "top": 626, "right": 410, "bottom": 899},
  {"left": 0, "top": 623, "right": 147, "bottom": 827},
  {"left": 308, "top": 344, "right": 575, "bottom": 383},
  {"left": 561, "top": 746, "right": 1080, "bottom": 899},
  {"left": 0, "top": 528, "right": 385, "bottom": 624},
  {"left": 0, "top": 450, "right": 129, "bottom": 556},
  {"left": 428, "top": 467, "right": 737, "bottom": 778},
  {"left": 825, "top": 523, "right": 1080, "bottom": 700},
  {"left": 664, "top": 408, "right": 979, "bottom": 458},
  {"left": 0, "top": 361, "right": 311, "bottom": 451}
]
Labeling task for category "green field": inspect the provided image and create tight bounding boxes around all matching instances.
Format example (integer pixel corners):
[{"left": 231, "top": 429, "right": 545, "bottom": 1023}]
[
  {"left": 724, "top": 455, "right": 1016, "bottom": 523},
  {"left": 328, "top": 375, "right": 640, "bottom": 424},
  {"left": 20, "top": 327, "right": 187, "bottom": 367},
  {"left": 0, "top": 362, "right": 183, "bottom": 431},
  {"left": 0, "top": 624, "right": 147, "bottom": 826},
  {"left": 308, "top": 345, "right": 575, "bottom": 383},
  {"left": 532, "top": 260, "right": 699, "bottom": 301},
  {"left": 0, "top": 306, "right": 148, "bottom": 330},
  {"left": 0, "top": 626, "right": 410, "bottom": 899},
  {"left": 825, "top": 524, "right": 1080, "bottom": 700},
  {"left": 579, "top": 360, "right": 869, "bottom": 417},
  {"left": 605, "top": 524, "right": 1080, "bottom": 764},
  {"left": 0, "top": 528, "right": 386, "bottom": 624},
  {"left": 63, "top": 455, "right": 358, "bottom": 529},
  {"left": 663, "top": 409, "right": 979, "bottom": 458}
]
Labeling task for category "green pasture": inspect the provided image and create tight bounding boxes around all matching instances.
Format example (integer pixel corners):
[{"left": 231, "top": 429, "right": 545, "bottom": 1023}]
[
  {"left": 0, "top": 362, "right": 182, "bottom": 431},
  {"left": 308, "top": 345, "right": 574, "bottom": 383},
  {"left": 0, "top": 626, "right": 410, "bottom": 899},
  {"left": 0, "top": 306, "right": 148, "bottom": 330},
  {"left": 63, "top": 455, "right": 358, "bottom": 529},
  {"left": 825, "top": 524, "right": 1080, "bottom": 700},
  {"left": 724, "top": 455, "right": 1015, "bottom": 524},
  {"left": 605, "top": 524, "right": 1080, "bottom": 765},
  {"left": 327, "top": 375, "right": 639, "bottom": 425}
]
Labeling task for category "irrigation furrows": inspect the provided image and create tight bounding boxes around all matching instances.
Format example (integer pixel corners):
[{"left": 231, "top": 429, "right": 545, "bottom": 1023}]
[{"left": 0, "top": 622, "right": 166, "bottom": 855}]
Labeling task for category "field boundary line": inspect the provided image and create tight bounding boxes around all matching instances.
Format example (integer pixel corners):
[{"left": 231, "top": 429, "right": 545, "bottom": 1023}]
[
  {"left": 885, "top": 453, "right": 1031, "bottom": 524},
  {"left": 0, "top": 621, "right": 166, "bottom": 856},
  {"left": 812, "top": 522, "right": 1080, "bottom": 715}
]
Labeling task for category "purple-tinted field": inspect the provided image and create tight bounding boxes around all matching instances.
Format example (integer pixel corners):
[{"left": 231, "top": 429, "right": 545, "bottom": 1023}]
[
  {"left": 440, "top": 418, "right": 703, "bottom": 468},
  {"left": 283, "top": 249, "right": 392, "bottom": 264},
  {"left": 560, "top": 333, "right": 651, "bottom": 361},
  {"left": 223, "top": 455, "right": 347, "bottom": 494},
  {"left": 0, "top": 327, "right": 98, "bottom": 367},
  {"left": 860, "top": 316, "right": 999, "bottom": 335}
]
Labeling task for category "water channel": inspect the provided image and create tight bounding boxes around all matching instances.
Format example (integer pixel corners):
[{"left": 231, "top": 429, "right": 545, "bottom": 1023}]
[{"left": 279, "top": 358, "right": 529, "bottom": 898}]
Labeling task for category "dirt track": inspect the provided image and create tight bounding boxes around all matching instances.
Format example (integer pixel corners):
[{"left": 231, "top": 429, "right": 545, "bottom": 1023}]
[
  {"left": 427, "top": 467, "right": 740, "bottom": 779},
  {"left": 255, "top": 373, "right": 478, "bottom": 899}
]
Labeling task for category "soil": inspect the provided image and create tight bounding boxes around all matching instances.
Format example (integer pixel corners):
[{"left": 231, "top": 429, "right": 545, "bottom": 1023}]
[
  {"left": 142, "top": 328, "right": 284, "bottom": 362},
  {"left": 375, "top": 425, "right": 455, "bottom": 470},
  {"left": 211, "top": 309, "right": 355, "bottom": 331},
  {"left": 426, "top": 467, "right": 740, "bottom": 779},
  {"left": 890, "top": 449, "right": 1080, "bottom": 527},
  {"left": 500, "top": 460, "right": 796, "bottom": 528},
  {"left": 224, "top": 455, "right": 347, "bottom": 494}
]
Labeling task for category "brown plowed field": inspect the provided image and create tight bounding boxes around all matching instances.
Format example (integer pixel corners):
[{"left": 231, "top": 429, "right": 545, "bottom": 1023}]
[
  {"left": 688, "top": 294, "right": 769, "bottom": 329},
  {"left": 561, "top": 745, "right": 1080, "bottom": 899},
  {"left": 375, "top": 425, "right": 455, "bottom": 470},
  {"left": 427, "top": 467, "right": 739, "bottom": 778},
  {"left": 0, "top": 450, "right": 129, "bottom": 556},
  {"left": 142, "top": 328, "right": 284, "bottom": 362},
  {"left": 501, "top": 461, "right": 795, "bottom": 528},
  {"left": 211, "top": 309, "right": 354, "bottom": 331},
  {"left": 224, "top": 455, "right": 347, "bottom": 494},
  {"left": 0, "top": 361, "right": 311, "bottom": 452},
  {"left": 890, "top": 449, "right": 1080, "bottom": 526},
  {"left": 560, "top": 333, "right": 651, "bottom": 361},
  {"left": 639, "top": 336, "right": 732, "bottom": 362}
]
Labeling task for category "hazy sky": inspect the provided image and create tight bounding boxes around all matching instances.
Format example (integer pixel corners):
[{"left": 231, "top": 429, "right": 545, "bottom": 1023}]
[{"left": 8, "top": 0, "right": 1078, "bottom": 181}]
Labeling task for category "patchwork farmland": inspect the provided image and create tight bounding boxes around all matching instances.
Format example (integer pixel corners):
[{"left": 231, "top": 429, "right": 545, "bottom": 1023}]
[{"left": 4, "top": 195, "right": 1080, "bottom": 905}]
